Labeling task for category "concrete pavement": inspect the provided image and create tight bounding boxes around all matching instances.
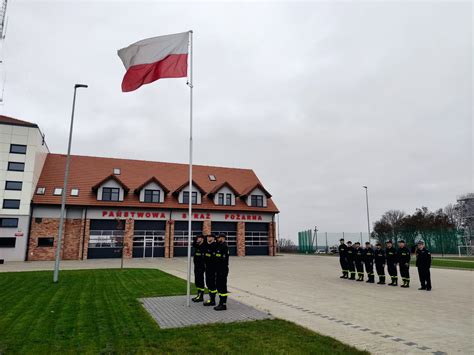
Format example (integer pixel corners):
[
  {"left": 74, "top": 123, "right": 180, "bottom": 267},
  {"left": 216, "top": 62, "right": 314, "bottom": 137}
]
[{"left": 1, "top": 254, "right": 473, "bottom": 354}]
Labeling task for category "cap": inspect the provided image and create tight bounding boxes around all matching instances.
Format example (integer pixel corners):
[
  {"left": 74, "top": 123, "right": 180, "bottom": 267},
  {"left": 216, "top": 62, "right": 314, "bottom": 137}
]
[
  {"left": 375, "top": 242, "right": 381, "bottom": 246},
  {"left": 365, "top": 242, "right": 370, "bottom": 245},
  {"left": 206, "top": 234, "right": 216, "bottom": 238},
  {"left": 339, "top": 238, "right": 345, "bottom": 242},
  {"left": 347, "top": 241, "right": 352, "bottom": 244},
  {"left": 386, "top": 240, "right": 393, "bottom": 244},
  {"left": 417, "top": 239, "right": 425, "bottom": 244},
  {"left": 217, "top": 233, "right": 227, "bottom": 238},
  {"left": 398, "top": 239, "right": 406, "bottom": 243},
  {"left": 354, "top": 242, "right": 360, "bottom": 245}
]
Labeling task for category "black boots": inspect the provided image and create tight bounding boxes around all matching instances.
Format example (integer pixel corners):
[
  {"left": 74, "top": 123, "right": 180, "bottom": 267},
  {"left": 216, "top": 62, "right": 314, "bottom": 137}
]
[
  {"left": 214, "top": 296, "right": 227, "bottom": 311},
  {"left": 388, "top": 278, "right": 398, "bottom": 286},
  {"left": 377, "top": 276, "right": 386, "bottom": 285},
  {"left": 401, "top": 280, "right": 410, "bottom": 288},
  {"left": 192, "top": 290, "right": 204, "bottom": 303},
  {"left": 366, "top": 275, "right": 375, "bottom": 283},
  {"left": 349, "top": 273, "right": 356, "bottom": 280},
  {"left": 340, "top": 271, "right": 349, "bottom": 279},
  {"left": 356, "top": 274, "right": 364, "bottom": 282},
  {"left": 203, "top": 293, "right": 216, "bottom": 306}
]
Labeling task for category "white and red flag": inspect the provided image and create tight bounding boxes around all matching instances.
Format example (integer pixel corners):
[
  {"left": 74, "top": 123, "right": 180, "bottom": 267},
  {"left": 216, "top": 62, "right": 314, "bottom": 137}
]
[{"left": 118, "top": 32, "right": 189, "bottom": 92}]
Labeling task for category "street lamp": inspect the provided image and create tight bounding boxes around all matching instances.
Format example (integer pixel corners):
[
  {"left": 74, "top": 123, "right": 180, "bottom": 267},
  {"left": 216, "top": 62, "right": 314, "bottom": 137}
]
[
  {"left": 53, "top": 84, "right": 88, "bottom": 283},
  {"left": 363, "top": 186, "right": 371, "bottom": 243}
]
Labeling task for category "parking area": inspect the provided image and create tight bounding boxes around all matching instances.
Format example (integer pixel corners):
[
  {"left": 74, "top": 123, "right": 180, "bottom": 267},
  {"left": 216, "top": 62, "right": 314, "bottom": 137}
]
[{"left": 2, "top": 254, "right": 472, "bottom": 354}]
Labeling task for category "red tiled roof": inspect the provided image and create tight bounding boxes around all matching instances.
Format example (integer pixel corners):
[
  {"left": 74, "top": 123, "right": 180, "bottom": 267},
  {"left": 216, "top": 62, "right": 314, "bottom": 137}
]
[
  {"left": 32, "top": 154, "right": 279, "bottom": 213},
  {"left": 240, "top": 183, "right": 272, "bottom": 198},
  {"left": 91, "top": 174, "right": 130, "bottom": 192},
  {"left": 172, "top": 180, "right": 206, "bottom": 196},
  {"left": 134, "top": 177, "right": 170, "bottom": 194},
  {"left": 208, "top": 181, "right": 240, "bottom": 197},
  {"left": 0, "top": 115, "right": 38, "bottom": 128}
]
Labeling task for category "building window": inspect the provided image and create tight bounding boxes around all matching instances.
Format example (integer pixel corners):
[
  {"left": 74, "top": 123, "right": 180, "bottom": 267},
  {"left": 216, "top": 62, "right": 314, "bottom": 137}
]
[
  {"left": 102, "top": 187, "right": 120, "bottom": 201},
  {"left": 3, "top": 199, "right": 21, "bottom": 209},
  {"left": 10, "top": 144, "right": 27, "bottom": 154},
  {"left": 7, "top": 162, "right": 25, "bottom": 172},
  {"left": 0, "top": 237, "right": 16, "bottom": 248},
  {"left": 53, "top": 188, "right": 63, "bottom": 196},
  {"left": 251, "top": 195, "right": 264, "bottom": 207},
  {"left": 71, "top": 188, "right": 79, "bottom": 196},
  {"left": 36, "top": 187, "right": 46, "bottom": 195},
  {"left": 37, "top": 237, "right": 54, "bottom": 247},
  {"left": 209, "top": 174, "right": 216, "bottom": 181},
  {"left": 5, "top": 181, "right": 22, "bottom": 191},
  {"left": 0, "top": 218, "right": 18, "bottom": 228},
  {"left": 113, "top": 168, "right": 121, "bottom": 175},
  {"left": 218, "top": 193, "right": 224, "bottom": 205},
  {"left": 183, "top": 191, "right": 197, "bottom": 204},
  {"left": 144, "top": 189, "right": 160, "bottom": 203},
  {"left": 226, "top": 193, "right": 232, "bottom": 205}
]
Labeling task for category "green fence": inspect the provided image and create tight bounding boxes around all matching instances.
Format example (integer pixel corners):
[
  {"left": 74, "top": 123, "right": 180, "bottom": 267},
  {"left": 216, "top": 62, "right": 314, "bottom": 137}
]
[{"left": 298, "top": 230, "right": 315, "bottom": 253}]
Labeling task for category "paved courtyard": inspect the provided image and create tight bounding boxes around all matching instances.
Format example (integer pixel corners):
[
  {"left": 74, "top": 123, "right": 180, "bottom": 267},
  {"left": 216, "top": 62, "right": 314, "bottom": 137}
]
[{"left": 2, "top": 254, "right": 472, "bottom": 354}]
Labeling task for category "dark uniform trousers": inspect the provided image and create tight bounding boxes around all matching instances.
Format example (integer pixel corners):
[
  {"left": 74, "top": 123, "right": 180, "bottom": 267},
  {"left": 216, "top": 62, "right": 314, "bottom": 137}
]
[
  {"left": 416, "top": 248, "right": 432, "bottom": 290},
  {"left": 386, "top": 247, "right": 398, "bottom": 284},
  {"left": 375, "top": 262, "right": 385, "bottom": 283},
  {"left": 364, "top": 248, "right": 375, "bottom": 282},
  {"left": 193, "top": 241, "right": 206, "bottom": 292},
  {"left": 215, "top": 242, "right": 230, "bottom": 305},
  {"left": 204, "top": 243, "right": 218, "bottom": 297},
  {"left": 338, "top": 244, "right": 348, "bottom": 278},
  {"left": 418, "top": 267, "right": 431, "bottom": 289},
  {"left": 354, "top": 249, "right": 365, "bottom": 280},
  {"left": 398, "top": 247, "right": 411, "bottom": 286},
  {"left": 346, "top": 247, "right": 356, "bottom": 279}
]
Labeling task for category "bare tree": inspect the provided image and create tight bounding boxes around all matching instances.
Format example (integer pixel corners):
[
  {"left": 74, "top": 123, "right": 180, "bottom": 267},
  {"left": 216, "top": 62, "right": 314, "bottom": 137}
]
[
  {"left": 380, "top": 210, "right": 406, "bottom": 242},
  {"left": 278, "top": 238, "right": 297, "bottom": 253}
]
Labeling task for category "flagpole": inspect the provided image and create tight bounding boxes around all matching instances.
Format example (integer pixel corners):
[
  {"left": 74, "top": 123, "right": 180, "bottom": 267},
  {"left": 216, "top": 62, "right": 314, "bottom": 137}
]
[{"left": 185, "top": 30, "right": 193, "bottom": 307}]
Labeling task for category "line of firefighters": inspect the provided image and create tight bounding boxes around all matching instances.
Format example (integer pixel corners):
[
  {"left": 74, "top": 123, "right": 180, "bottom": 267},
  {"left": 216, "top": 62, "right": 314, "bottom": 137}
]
[{"left": 338, "top": 238, "right": 432, "bottom": 290}]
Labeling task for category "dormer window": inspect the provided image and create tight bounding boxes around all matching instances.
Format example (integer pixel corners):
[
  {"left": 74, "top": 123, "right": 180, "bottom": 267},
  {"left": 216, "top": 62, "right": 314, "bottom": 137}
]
[
  {"left": 208, "top": 181, "right": 238, "bottom": 206},
  {"left": 183, "top": 191, "right": 197, "bottom": 204},
  {"left": 251, "top": 195, "right": 264, "bottom": 207},
  {"left": 218, "top": 193, "right": 233, "bottom": 206},
  {"left": 144, "top": 189, "right": 160, "bottom": 203},
  {"left": 102, "top": 187, "right": 120, "bottom": 201}
]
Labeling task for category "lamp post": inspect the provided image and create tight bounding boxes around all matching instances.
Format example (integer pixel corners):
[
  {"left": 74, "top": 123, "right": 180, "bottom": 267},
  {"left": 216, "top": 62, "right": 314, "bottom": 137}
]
[
  {"left": 53, "top": 84, "right": 88, "bottom": 283},
  {"left": 363, "top": 186, "right": 371, "bottom": 243}
]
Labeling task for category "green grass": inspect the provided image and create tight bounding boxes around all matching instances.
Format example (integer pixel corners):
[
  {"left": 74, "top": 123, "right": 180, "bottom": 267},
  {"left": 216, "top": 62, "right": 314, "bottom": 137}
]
[
  {"left": 0, "top": 269, "right": 366, "bottom": 354},
  {"left": 410, "top": 258, "right": 474, "bottom": 270}
]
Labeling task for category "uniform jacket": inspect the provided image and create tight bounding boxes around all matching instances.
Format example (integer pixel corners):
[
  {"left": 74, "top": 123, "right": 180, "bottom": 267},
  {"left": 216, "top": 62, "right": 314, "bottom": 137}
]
[
  {"left": 338, "top": 244, "right": 347, "bottom": 258},
  {"left": 193, "top": 238, "right": 207, "bottom": 267},
  {"left": 204, "top": 241, "right": 217, "bottom": 268},
  {"left": 214, "top": 241, "right": 230, "bottom": 270},
  {"left": 397, "top": 246, "right": 411, "bottom": 265},
  {"left": 416, "top": 248, "right": 432, "bottom": 268},
  {"left": 374, "top": 248, "right": 385, "bottom": 265},
  {"left": 364, "top": 247, "right": 375, "bottom": 262},
  {"left": 346, "top": 246, "right": 355, "bottom": 261},
  {"left": 385, "top": 247, "right": 398, "bottom": 264},
  {"left": 354, "top": 248, "right": 364, "bottom": 263}
]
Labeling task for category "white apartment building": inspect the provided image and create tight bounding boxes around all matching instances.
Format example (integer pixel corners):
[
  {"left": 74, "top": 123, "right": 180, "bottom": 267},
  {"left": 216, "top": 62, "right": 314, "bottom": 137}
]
[{"left": 0, "top": 115, "right": 49, "bottom": 261}]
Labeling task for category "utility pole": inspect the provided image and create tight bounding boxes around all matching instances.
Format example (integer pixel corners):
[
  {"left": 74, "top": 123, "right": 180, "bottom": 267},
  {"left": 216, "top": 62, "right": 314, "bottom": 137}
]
[
  {"left": 314, "top": 226, "right": 318, "bottom": 253},
  {"left": 363, "top": 186, "right": 371, "bottom": 242}
]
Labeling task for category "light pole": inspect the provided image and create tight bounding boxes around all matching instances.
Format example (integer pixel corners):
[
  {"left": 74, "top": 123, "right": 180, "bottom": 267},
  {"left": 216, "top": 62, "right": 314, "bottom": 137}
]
[
  {"left": 363, "top": 186, "right": 371, "bottom": 243},
  {"left": 53, "top": 84, "right": 88, "bottom": 283},
  {"left": 314, "top": 226, "right": 318, "bottom": 253}
]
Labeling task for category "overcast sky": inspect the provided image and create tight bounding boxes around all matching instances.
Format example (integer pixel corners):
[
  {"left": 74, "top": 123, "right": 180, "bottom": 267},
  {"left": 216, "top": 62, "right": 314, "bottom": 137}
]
[{"left": 2, "top": 0, "right": 472, "bottom": 242}]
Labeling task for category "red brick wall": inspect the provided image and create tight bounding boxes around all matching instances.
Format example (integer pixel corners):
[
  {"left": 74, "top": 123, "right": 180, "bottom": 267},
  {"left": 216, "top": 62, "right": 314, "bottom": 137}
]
[
  {"left": 123, "top": 219, "right": 134, "bottom": 259},
  {"left": 28, "top": 218, "right": 84, "bottom": 261},
  {"left": 237, "top": 221, "right": 245, "bottom": 256},
  {"left": 166, "top": 220, "right": 175, "bottom": 258},
  {"left": 268, "top": 221, "right": 276, "bottom": 256}
]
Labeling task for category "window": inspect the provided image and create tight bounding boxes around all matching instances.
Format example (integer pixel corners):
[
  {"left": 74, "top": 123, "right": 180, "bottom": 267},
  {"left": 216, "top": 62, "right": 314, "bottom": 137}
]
[
  {"left": 5, "top": 181, "right": 22, "bottom": 191},
  {"left": 0, "top": 218, "right": 18, "bottom": 228},
  {"left": 209, "top": 174, "right": 216, "bottom": 181},
  {"left": 113, "top": 168, "right": 121, "bottom": 175},
  {"left": 102, "top": 187, "right": 120, "bottom": 201},
  {"left": 37, "top": 237, "right": 54, "bottom": 247},
  {"left": 144, "top": 189, "right": 160, "bottom": 203},
  {"left": 251, "top": 195, "right": 264, "bottom": 207},
  {"left": 8, "top": 162, "right": 25, "bottom": 172},
  {"left": 71, "top": 188, "right": 79, "bottom": 196},
  {"left": 3, "top": 199, "right": 20, "bottom": 209},
  {"left": 36, "top": 187, "right": 46, "bottom": 195},
  {"left": 0, "top": 238, "right": 16, "bottom": 248},
  {"left": 226, "top": 193, "right": 232, "bottom": 205},
  {"left": 53, "top": 188, "right": 63, "bottom": 196},
  {"left": 10, "top": 144, "right": 27, "bottom": 154},
  {"left": 183, "top": 191, "right": 197, "bottom": 204},
  {"left": 35, "top": 217, "right": 42, "bottom": 224},
  {"left": 218, "top": 193, "right": 224, "bottom": 205}
]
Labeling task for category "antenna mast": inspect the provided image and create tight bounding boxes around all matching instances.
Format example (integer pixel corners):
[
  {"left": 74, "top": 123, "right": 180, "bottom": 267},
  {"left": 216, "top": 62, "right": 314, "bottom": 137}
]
[{"left": 0, "top": 0, "right": 9, "bottom": 104}]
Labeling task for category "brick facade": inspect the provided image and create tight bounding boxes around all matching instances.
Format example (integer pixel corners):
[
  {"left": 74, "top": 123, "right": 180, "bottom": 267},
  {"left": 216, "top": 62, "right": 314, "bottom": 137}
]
[
  {"left": 166, "top": 220, "right": 175, "bottom": 258},
  {"left": 268, "top": 221, "right": 276, "bottom": 256},
  {"left": 123, "top": 218, "right": 134, "bottom": 259},
  {"left": 203, "top": 219, "right": 211, "bottom": 235},
  {"left": 236, "top": 221, "right": 245, "bottom": 256}
]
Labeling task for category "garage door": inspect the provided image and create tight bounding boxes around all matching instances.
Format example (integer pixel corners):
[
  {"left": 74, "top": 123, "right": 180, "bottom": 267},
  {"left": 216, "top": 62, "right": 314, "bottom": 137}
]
[
  {"left": 245, "top": 222, "right": 269, "bottom": 255},
  {"left": 88, "top": 219, "right": 124, "bottom": 259},
  {"left": 173, "top": 221, "right": 203, "bottom": 257},
  {"left": 211, "top": 222, "right": 237, "bottom": 256},
  {"left": 133, "top": 220, "right": 166, "bottom": 258}
]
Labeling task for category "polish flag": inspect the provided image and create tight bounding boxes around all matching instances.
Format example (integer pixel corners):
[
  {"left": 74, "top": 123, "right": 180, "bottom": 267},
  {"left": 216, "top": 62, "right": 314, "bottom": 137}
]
[{"left": 118, "top": 32, "right": 189, "bottom": 92}]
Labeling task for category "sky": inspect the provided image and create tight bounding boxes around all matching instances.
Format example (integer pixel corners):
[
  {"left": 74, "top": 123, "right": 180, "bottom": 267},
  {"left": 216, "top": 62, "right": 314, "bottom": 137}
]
[{"left": 1, "top": 0, "right": 472, "bottom": 243}]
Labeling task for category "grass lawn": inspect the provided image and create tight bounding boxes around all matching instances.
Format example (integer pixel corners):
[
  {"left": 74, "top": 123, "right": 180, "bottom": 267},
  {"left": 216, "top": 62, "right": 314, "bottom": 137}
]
[
  {"left": 0, "top": 269, "right": 366, "bottom": 354},
  {"left": 410, "top": 258, "right": 474, "bottom": 270}
]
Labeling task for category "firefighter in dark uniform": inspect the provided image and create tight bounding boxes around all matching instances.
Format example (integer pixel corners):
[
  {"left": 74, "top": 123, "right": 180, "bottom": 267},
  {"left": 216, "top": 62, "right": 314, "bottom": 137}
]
[
  {"left": 203, "top": 234, "right": 218, "bottom": 306},
  {"left": 338, "top": 238, "right": 348, "bottom": 279},
  {"left": 416, "top": 240, "right": 432, "bottom": 291},
  {"left": 385, "top": 240, "right": 398, "bottom": 286},
  {"left": 397, "top": 240, "right": 411, "bottom": 288},
  {"left": 214, "top": 233, "right": 230, "bottom": 311},
  {"left": 192, "top": 235, "right": 206, "bottom": 302},
  {"left": 346, "top": 241, "right": 356, "bottom": 280},
  {"left": 354, "top": 242, "right": 365, "bottom": 281},
  {"left": 363, "top": 241, "right": 375, "bottom": 283},
  {"left": 374, "top": 242, "right": 386, "bottom": 284}
]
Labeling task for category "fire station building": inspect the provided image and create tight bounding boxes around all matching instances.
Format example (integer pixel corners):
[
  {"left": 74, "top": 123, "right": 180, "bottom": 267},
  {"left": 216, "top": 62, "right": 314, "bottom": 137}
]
[{"left": 27, "top": 154, "right": 279, "bottom": 261}]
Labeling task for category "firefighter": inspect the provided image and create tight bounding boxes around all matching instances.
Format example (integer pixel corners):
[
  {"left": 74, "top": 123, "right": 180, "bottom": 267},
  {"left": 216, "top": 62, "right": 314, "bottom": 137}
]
[
  {"left": 338, "top": 238, "right": 349, "bottom": 279},
  {"left": 416, "top": 240, "right": 432, "bottom": 291},
  {"left": 346, "top": 241, "right": 356, "bottom": 280},
  {"left": 354, "top": 242, "right": 365, "bottom": 281},
  {"left": 397, "top": 240, "right": 411, "bottom": 288},
  {"left": 364, "top": 241, "right": 375, "bottom": 283},
  {"left": 191, "top": 234, "right": 206, "bottom": 302},
  {"left": 374, "top": 242, "right": 386, "bottom": 284},
  {"left": 203, "top": 234, "right": 218, "bottom": 306},
  {"left": 214, "top": 233, "right": 230, "bottom": 311},
  {"left": 385, "top": 240, "right": 398, "bottom": 286}
]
